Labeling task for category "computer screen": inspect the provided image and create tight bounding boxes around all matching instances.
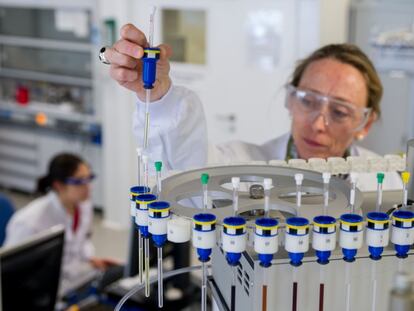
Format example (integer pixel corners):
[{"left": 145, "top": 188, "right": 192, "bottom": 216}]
[{"left": 0, "top": 225, "right": 64, "bottom": 311}]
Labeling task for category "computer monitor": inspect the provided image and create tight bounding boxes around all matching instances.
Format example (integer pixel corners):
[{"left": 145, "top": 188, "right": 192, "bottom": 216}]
[{"left": 0, "top": 225, "right": 65, "bottom": 311}]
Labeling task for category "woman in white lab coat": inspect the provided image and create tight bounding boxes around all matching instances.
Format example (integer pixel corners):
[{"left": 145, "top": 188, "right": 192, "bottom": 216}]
[
  {"left": 103, "top": 24, "right": 402, "bottom": 190},
  {"left": 5, "top": 153, "right": 113, "bottom": 293}
]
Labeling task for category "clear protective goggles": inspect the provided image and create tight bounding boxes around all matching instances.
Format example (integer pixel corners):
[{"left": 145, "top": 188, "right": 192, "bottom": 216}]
[
  {"left": 285, "top": 84, "right": 372, "bottom": 132},
  {"left": 64, "top": 173, "right": 95, "bottom": 186}
]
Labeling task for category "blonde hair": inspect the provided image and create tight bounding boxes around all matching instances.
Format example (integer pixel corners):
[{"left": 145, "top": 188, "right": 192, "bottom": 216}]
[{"left": 289, "top": 44, "right": 383, "bottom": 117}]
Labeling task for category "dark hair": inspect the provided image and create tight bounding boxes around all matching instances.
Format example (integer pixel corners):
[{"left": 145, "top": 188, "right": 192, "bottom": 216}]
[
  {"left": 289, "top": 43, "right": 383, "bottom": 118},
  {"left": 36, "top": 153, "right": 84, "bottom": 194}
]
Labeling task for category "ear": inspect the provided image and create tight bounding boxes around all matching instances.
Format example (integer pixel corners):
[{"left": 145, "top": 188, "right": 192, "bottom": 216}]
[
  {"left": 52, "top": 180, "right": 66, "bottom": 193},
  {"left": 354, "top": 112, "right": 377, "bottom": 141}
]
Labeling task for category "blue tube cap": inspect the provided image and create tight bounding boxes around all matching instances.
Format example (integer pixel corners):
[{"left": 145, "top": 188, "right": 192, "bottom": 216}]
[
  {"left": 139, "top": 226, "right": 151, "bottom": 238},
  {"left": 197, "top": 248, "right": 212, "bottom": 263},
  {"left": 226, "top": 252, "right": 242, "bottom": 266},
  {"left": 288, "top": 252, "right": 304, "bottom": 267},
  {"left": 395, "top": 244, "right": 410, "bottom": 259},
  {"left": 342, "top": 248, "right": 357, "bottom": 262},
  {"left": 368, "top": 246, "right": 383, "bottom": 261},
  {"left": 152, "top": 234, "right": 167, "bottom": 248},
  {"left": 316, "top": 250, "right": 331, "bottom": 265},
  {"left": 258, "top": 253, "right": 273, "bottom": 268},
  {"left": 130, "top": 186, "right": 151, "bottom": 195}
]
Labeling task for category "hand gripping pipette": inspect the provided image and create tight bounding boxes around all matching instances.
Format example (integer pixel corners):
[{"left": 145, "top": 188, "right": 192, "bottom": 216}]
[{"left": 142, "top": 7, "right": 160, "bottom": 150}]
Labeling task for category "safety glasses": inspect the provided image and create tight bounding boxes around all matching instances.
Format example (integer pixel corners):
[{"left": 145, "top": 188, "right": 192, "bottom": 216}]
[
  {"left": 64, "top": 174, "right": 96, "bottom": 186},
  {"left": 285, "top": 84, "right": 372, "bottom": 132}
]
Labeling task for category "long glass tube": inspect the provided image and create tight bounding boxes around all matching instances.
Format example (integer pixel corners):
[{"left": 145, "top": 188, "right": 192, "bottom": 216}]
[
  {"left": 376, "top": 182, "right": 383, "bottom": 212},
  {"left": 371, "top": 261, "right": 377, "bottom": 311},
  {"left": 143, "top": 157, "right": 149, "bottom": 189},
  {"left": 145, "top": 238, "right": 150, "bottom": 297},
  {"left": 203, "top": 184, "right": 208, "bottom": 210},
  {"left": 296, "top": 184, "right": 302, "bottom": 217},
  {"left": 292, "top": 266, "right": 298, "bottom": 311},
  {"left": 345, "top": 262, "right": 351, "bottom": 311},
  {"left": 231, "top": 266, "right": 236, "bottom": 311},
  {"left": 233, "top": 186, "right": 239, "bottom": 216},
  {"left": 402, "top": 182, "right": 408, "bottom": 209},
  {"left": 201, "top": 261, "right": 207, "bottom": 311},
  {"left": 157, "top": 247, "right": 163, "bottom": 308},
  {"left": 156, "top": 171, "right": 162, "bottom": 198},
  {"left": 138, "top": 231, "right": 143, "bottom": 284},
  {"left": 143, "top": 90, "right": 151, "bottom": 150},
  {"left": 262, "top": 267, "right": 268, "bottom": 311},
  {"left": 264, "top": 189, "right": 270, "bottom": 218},
  {"left": 349, "top": 182, "right": 356, "bottom": 214},
  {"left": 323, "top": 182, "right": 329, "bottom": 216},
  {"left": 143, "top": 7, "right": 156, "bottom": 150}
]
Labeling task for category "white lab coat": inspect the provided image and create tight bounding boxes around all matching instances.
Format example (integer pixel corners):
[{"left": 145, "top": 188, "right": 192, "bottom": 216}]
[
  {"left": 4, "top": 191, "right": 96, "bottom": 293},
  {"left": 133, "top": 85, "right": 402, "bottom": 191}
]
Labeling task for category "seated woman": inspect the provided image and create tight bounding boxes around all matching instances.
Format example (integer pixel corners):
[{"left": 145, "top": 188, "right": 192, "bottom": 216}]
[
  {"left": 104, "top": 24, "right": 402, "bottom": 191},
  {"left": 4, "top": 153, "right": 116, "bottom": 294}
]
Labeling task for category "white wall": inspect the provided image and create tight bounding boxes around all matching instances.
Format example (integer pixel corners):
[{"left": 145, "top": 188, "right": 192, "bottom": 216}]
[{"left": 319, "top": 0, "right": 351, "bottom": 45}]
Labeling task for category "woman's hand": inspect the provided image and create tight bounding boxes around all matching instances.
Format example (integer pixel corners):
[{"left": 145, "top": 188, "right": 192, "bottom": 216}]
[{"left": 106, "top": 23, "right": 173, "bottom": 102}]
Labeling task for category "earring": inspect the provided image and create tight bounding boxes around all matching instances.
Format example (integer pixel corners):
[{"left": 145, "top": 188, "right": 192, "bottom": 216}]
[{"left": 356, "top": 134, "right": 364, "bottom": 141}]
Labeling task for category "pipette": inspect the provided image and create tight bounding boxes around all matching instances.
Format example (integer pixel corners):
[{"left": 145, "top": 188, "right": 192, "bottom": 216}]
[
  {"left": 136, "top": 147, "right": 144, "bottom": 284},
  {"left": 263, "top": 178, "right": 272, "bottom": 217},
  {"left": 222, "top": 216, "right": 247, "bottom": 311},
  {"left": 285, "top": 217, "right": 309, "bottom": 311},
  {"left": 366, "top": 212, "right": 390, "bottom": 311},
  {"left": 155, "top": 161, "right": 163, "bottom": 198},
  {"left": 142, "top": 7, "right": 160, "bottom": 150},
  {"left": 349, "top": 173, "right": 358, "bottom": 214},
  {"left": 148, "top": 201, "right": 170, "bottom": 308},
  {"left": 232, "top": 177, "right": 240, "bottom": 216},
  {"left": 255, "top": 218, "right": 279, "bottom": 311},
  {"left": 339, "top": 213, "right": 364, "bottom": 311},
  {"left": 201, "top": 173, "right": 209, "bottom": 210},
  {"left": 192, "top": 213, "right": 217, "bottom": 311},
  {"left": 312, "top": 215, "right": 336, "bottom": 311},
  {"left": 322, "top": 172, "right": 331, "bottom": 216},
  {"left": 375, "top": 173, "right": 385, "bottom": 212},
  {"left": 401, "top": 172, "right": 410, "bottom": 209}
]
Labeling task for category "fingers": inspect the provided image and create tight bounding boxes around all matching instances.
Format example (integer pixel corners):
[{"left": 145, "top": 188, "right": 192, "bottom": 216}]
[
  {"left": 113, "top": 39, "right": 144, "bottom": 59},
  {"left": 120, "top": 23, "right": 148, "bottom": 46},
  {"left": 104, "top": 47, "right": 138, "bottom": 69},
  {"left": 158, "top": 44, "right": 173, "bottom": 59},
  {"left": 110, "top": 65, "right": 139, "bottom": 83}
]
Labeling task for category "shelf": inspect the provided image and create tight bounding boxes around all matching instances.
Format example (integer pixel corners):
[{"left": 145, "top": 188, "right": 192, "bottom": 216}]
[
  {"left": 0, "top": 35, "right": 94, "bottom": 52},
  {"left": 0, "top": 68, "right": 92, "bottom": 87},
  {"left": 0, "top": 100, "right": 100, "bottom": 125}
]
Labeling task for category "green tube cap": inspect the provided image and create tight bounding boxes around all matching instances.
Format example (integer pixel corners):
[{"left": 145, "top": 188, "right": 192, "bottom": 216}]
[
  {"left": 155, "top": 161, "right": 162, "bottom": 172},
  {"left": 201, "top": 173, "right": 209, "bottom": 185},
  {"left": 376, "top": 172, "right": 385, "bottom": 184}
]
